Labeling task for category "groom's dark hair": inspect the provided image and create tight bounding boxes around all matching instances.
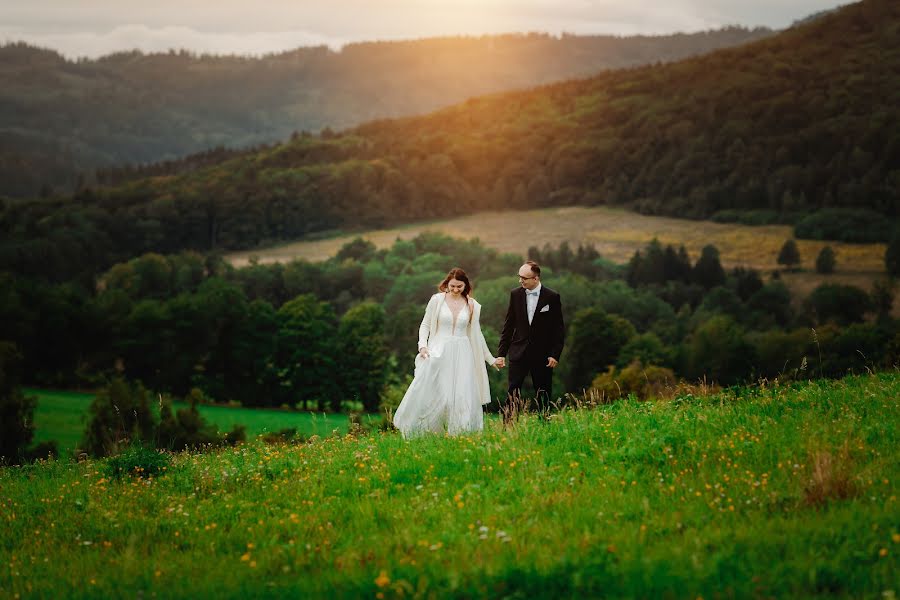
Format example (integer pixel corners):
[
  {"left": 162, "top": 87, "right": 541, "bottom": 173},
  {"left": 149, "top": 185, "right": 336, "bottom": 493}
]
[{"left": 525, "top": 260, "right": 541, "bottom": 277}]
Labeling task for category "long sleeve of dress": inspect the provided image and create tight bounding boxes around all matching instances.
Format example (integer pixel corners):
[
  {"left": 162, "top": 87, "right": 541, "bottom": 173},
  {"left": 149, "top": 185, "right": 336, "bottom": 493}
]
[
  {"left": 475, "top": 314, "right": 495, "bottom": 366},
  {"left": 417, "top": 294, "right": 437, "bottom": 350}
]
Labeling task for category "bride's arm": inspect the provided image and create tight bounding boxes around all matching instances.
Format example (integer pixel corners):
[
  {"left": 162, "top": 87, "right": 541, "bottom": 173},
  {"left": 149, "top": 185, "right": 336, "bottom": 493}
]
[
  {"left": 418, "top": 294, "right": 436, "bottom": 351},
  {"left": 472, "top": 302, "right": 496, "bottom": 365}
]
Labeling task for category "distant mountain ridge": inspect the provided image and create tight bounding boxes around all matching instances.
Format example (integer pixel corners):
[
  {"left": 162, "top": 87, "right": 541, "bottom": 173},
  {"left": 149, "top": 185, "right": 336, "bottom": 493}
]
[{"left": 0, "top": 27, "right": 773, "bottom": 197}]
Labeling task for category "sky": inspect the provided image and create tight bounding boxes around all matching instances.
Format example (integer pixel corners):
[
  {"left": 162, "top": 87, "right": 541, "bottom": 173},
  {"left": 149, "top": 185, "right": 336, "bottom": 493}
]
[{"left": 0, "top": 0, "right": 851, "bottom": 59}]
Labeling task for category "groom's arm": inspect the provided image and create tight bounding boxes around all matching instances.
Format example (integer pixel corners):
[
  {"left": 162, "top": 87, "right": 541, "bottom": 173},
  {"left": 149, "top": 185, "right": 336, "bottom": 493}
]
[{"left": 497, "top": 291, "right": 515, "bottom": 358}]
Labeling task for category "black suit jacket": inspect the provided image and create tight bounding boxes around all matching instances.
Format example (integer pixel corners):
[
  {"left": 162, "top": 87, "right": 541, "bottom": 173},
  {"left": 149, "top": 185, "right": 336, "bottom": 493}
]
[{"left": 497, "top": 285, "right": 565, "bottom": 363}]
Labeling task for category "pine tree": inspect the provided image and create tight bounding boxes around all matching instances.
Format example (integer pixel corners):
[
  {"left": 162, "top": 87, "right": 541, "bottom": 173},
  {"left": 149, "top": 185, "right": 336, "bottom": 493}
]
[
  {"left": 815, "top": 246, "right": 836, "bottom": 274},
  {"left": 777, "top": 239, "right": 801, "bottom": 271}
]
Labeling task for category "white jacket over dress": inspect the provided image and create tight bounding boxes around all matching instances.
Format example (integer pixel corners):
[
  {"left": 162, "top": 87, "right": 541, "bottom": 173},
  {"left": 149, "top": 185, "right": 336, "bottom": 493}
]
[{"left": 416, "top": 292, "right": 496, "bottom": 406}]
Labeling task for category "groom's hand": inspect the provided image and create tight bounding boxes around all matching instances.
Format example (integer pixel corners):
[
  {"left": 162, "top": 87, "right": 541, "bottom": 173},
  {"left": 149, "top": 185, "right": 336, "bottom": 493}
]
[
  {"left": 495, "top": 357, "right": 505, "bottom": 368},
  {"left": 546, "top": 357, "right": 558, "bottom": 368}
]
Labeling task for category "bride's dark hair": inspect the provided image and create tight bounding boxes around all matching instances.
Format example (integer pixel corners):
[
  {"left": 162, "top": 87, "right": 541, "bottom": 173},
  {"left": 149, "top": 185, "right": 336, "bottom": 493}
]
[{"left": 439, "top": 267, "right": 474, "bottom": 325}]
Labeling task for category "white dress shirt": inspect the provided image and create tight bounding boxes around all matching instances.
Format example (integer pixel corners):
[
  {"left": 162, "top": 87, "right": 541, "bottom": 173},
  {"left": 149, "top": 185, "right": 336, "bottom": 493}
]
[{"left": 526, "top": 283, "right": 542, "bottom": 325}]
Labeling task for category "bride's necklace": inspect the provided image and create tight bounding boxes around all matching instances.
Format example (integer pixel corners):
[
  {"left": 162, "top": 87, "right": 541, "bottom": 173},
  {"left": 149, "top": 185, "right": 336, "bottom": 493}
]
[
  {"left": 445, "top": 293, "right": 466, "bottom": 327},
  {"left": 446, "top": 293, "right": 465, "bottom": 310}
]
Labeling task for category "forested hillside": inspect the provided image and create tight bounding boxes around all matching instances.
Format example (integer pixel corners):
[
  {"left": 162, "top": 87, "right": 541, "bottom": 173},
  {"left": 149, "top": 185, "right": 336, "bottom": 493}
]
[
  {"left": 2, "top": 0, "right": 898, "bottom": 285},
  {"left": 0, "top": 28, "right": 772, "bottom": 197}
]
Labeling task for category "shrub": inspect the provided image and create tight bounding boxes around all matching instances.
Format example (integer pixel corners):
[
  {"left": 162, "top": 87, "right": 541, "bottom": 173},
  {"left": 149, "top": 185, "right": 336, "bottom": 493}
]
[
  {"left": 615, "top": 333, "right": 674, "bottom": 369},
  {"left": 805, "top": 284, "right": 871, "bottom": 326},
  {"left": 83, "top": 380, "right": 246, "bottom": 456},
  {"left": 378, "top": 374, "right": 412, "bottom": 431},
  {"left": 730, "top": 267, "right": 764, "bottom": 301},
  {"left": 105, "top": 444, "right": 171, "bottom": 479},
  {"left": 81, "top": 378, "right": 156, "bottom": 458},
  {"left": 157, "top": 393, "right": 220, "bottom": 451},
  {"left": 685, "top": 315, "right": 755, "bottom": 385},
  {"left": 777, "top": 239, "right": 801, "bottom": 270},
  {"left": 815, "top": 246, "right": 836, "bottom": 274},
  {"left": 794, "top": 208, "right": 893, "bottom": 243},
  {"left": 260, "top": 427, "right": 306, "bottom": 445},
  {"left": 25, "top": 441, "right": 59, "bottom": 462},
  {"left": 710, "top": 209, "right": 781, "bottom": 226},
  {"left": 870, "top": 277, "right": 896, "bottom": 319},
  {"left": 221, "top": 424, "right": 247, "bottom": 446},
  {"left": 564, "top": 308, "right": 636, "bottom": 391},
  {"left": 745, "top": 328, "right": 814, "bottom": 379},
  {"left": 748, "top": 281, "right": 794, "bottom": 327},
  {"left": 591, "top": 360, "right": 677, "bottom": 401},
  {"left": 819, "top": 322, "right": 893, "bottom": 376}
]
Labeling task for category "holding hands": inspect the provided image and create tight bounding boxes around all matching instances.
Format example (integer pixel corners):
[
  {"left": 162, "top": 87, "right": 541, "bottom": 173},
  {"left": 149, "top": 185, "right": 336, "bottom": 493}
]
[{"left": 493, "top": 357, "right": 505, "bottom": 370}]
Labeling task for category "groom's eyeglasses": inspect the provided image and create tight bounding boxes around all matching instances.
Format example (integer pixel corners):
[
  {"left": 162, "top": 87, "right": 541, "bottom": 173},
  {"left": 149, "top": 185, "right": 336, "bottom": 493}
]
[{"left": 518, "top": 275, "right": 536, "bottom": 281}]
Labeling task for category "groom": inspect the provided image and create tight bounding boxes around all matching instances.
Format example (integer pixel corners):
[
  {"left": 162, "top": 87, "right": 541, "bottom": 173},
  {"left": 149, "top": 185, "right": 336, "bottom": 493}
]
[{"left": 496, "top": 260, "right": 565, "bottom": 416}]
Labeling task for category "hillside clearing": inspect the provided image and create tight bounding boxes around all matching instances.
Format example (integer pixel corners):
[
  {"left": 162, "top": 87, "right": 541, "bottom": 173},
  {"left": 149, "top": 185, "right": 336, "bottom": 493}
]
[{"left": 225, "top": 207, "right": 886, "bottom": 274}]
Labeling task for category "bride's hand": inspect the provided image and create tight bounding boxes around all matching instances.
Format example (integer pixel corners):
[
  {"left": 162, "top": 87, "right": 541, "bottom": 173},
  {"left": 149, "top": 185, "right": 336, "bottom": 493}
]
[{"left": 418, "top": 347, "right": 430, "bottom": 359}]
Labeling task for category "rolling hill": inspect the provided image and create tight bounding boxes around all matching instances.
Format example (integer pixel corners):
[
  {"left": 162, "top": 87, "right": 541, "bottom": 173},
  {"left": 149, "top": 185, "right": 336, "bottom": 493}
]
[{"left": 0, "top": 28, "right": 773, "bottom": 197}]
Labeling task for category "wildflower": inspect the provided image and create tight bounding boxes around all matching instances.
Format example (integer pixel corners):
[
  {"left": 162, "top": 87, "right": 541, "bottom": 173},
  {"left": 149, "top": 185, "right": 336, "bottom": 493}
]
[{"left": 375, "top": 571, "right": 390, "bottom": 588}]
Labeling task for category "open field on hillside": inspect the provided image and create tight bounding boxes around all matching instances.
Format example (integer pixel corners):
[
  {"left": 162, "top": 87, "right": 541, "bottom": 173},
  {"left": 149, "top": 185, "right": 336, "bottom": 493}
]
[
  {"left": 226, "top": 206, "right": 894, "bottom": 315},
  {"left": 3, "top": 373, "right": 898, "bottom": 598},
  {"left": 29, "top": 389, "right": 370, "bottom": 454},
  {"left": 225, "top": 207, "right": 886, "bottom": 273}
]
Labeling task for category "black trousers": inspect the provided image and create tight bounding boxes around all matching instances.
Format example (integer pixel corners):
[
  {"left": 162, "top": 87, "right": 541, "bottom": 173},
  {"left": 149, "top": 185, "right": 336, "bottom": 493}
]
[{"left": 507, "top": 358, "right": 553, "bottom": 412}]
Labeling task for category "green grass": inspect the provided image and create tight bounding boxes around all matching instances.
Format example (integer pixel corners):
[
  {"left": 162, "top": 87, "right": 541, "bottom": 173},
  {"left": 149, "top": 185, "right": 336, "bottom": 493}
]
[
  {"left": 27, "top": 388, "right": 368, "bottom": 453},
  {"left": 4, "top": 373, "right": 899, "bottom": 598}
]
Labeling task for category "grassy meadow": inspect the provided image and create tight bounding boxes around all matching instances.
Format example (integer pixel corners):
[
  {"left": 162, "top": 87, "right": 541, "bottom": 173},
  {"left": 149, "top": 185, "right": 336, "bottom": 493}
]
[
  {"left": 28, "top": 389, "right": 369, "bottom": 454},
  {"left": 3, "top": 372, "right": 898, "bottom": 598}
]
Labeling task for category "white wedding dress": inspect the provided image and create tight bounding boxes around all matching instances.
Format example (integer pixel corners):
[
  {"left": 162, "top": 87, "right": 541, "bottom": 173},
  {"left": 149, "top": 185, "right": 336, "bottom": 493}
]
[{"left": 393, "top": 300, "right": 486, "bottom": 437}]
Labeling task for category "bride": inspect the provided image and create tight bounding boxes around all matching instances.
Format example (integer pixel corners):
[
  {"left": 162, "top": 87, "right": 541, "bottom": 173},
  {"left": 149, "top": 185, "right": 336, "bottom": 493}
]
[{"left": 393, "top": 268, "right": 503, "bottom": 437}]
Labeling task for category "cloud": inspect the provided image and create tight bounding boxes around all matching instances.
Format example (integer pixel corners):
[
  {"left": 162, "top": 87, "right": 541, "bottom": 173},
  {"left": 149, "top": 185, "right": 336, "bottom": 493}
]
[
  {"left": 0, "top": 24, "right": 345, "bottom": 58},
  {"left": 0, "top": 0, "right": 849, "bottom": 58}
]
